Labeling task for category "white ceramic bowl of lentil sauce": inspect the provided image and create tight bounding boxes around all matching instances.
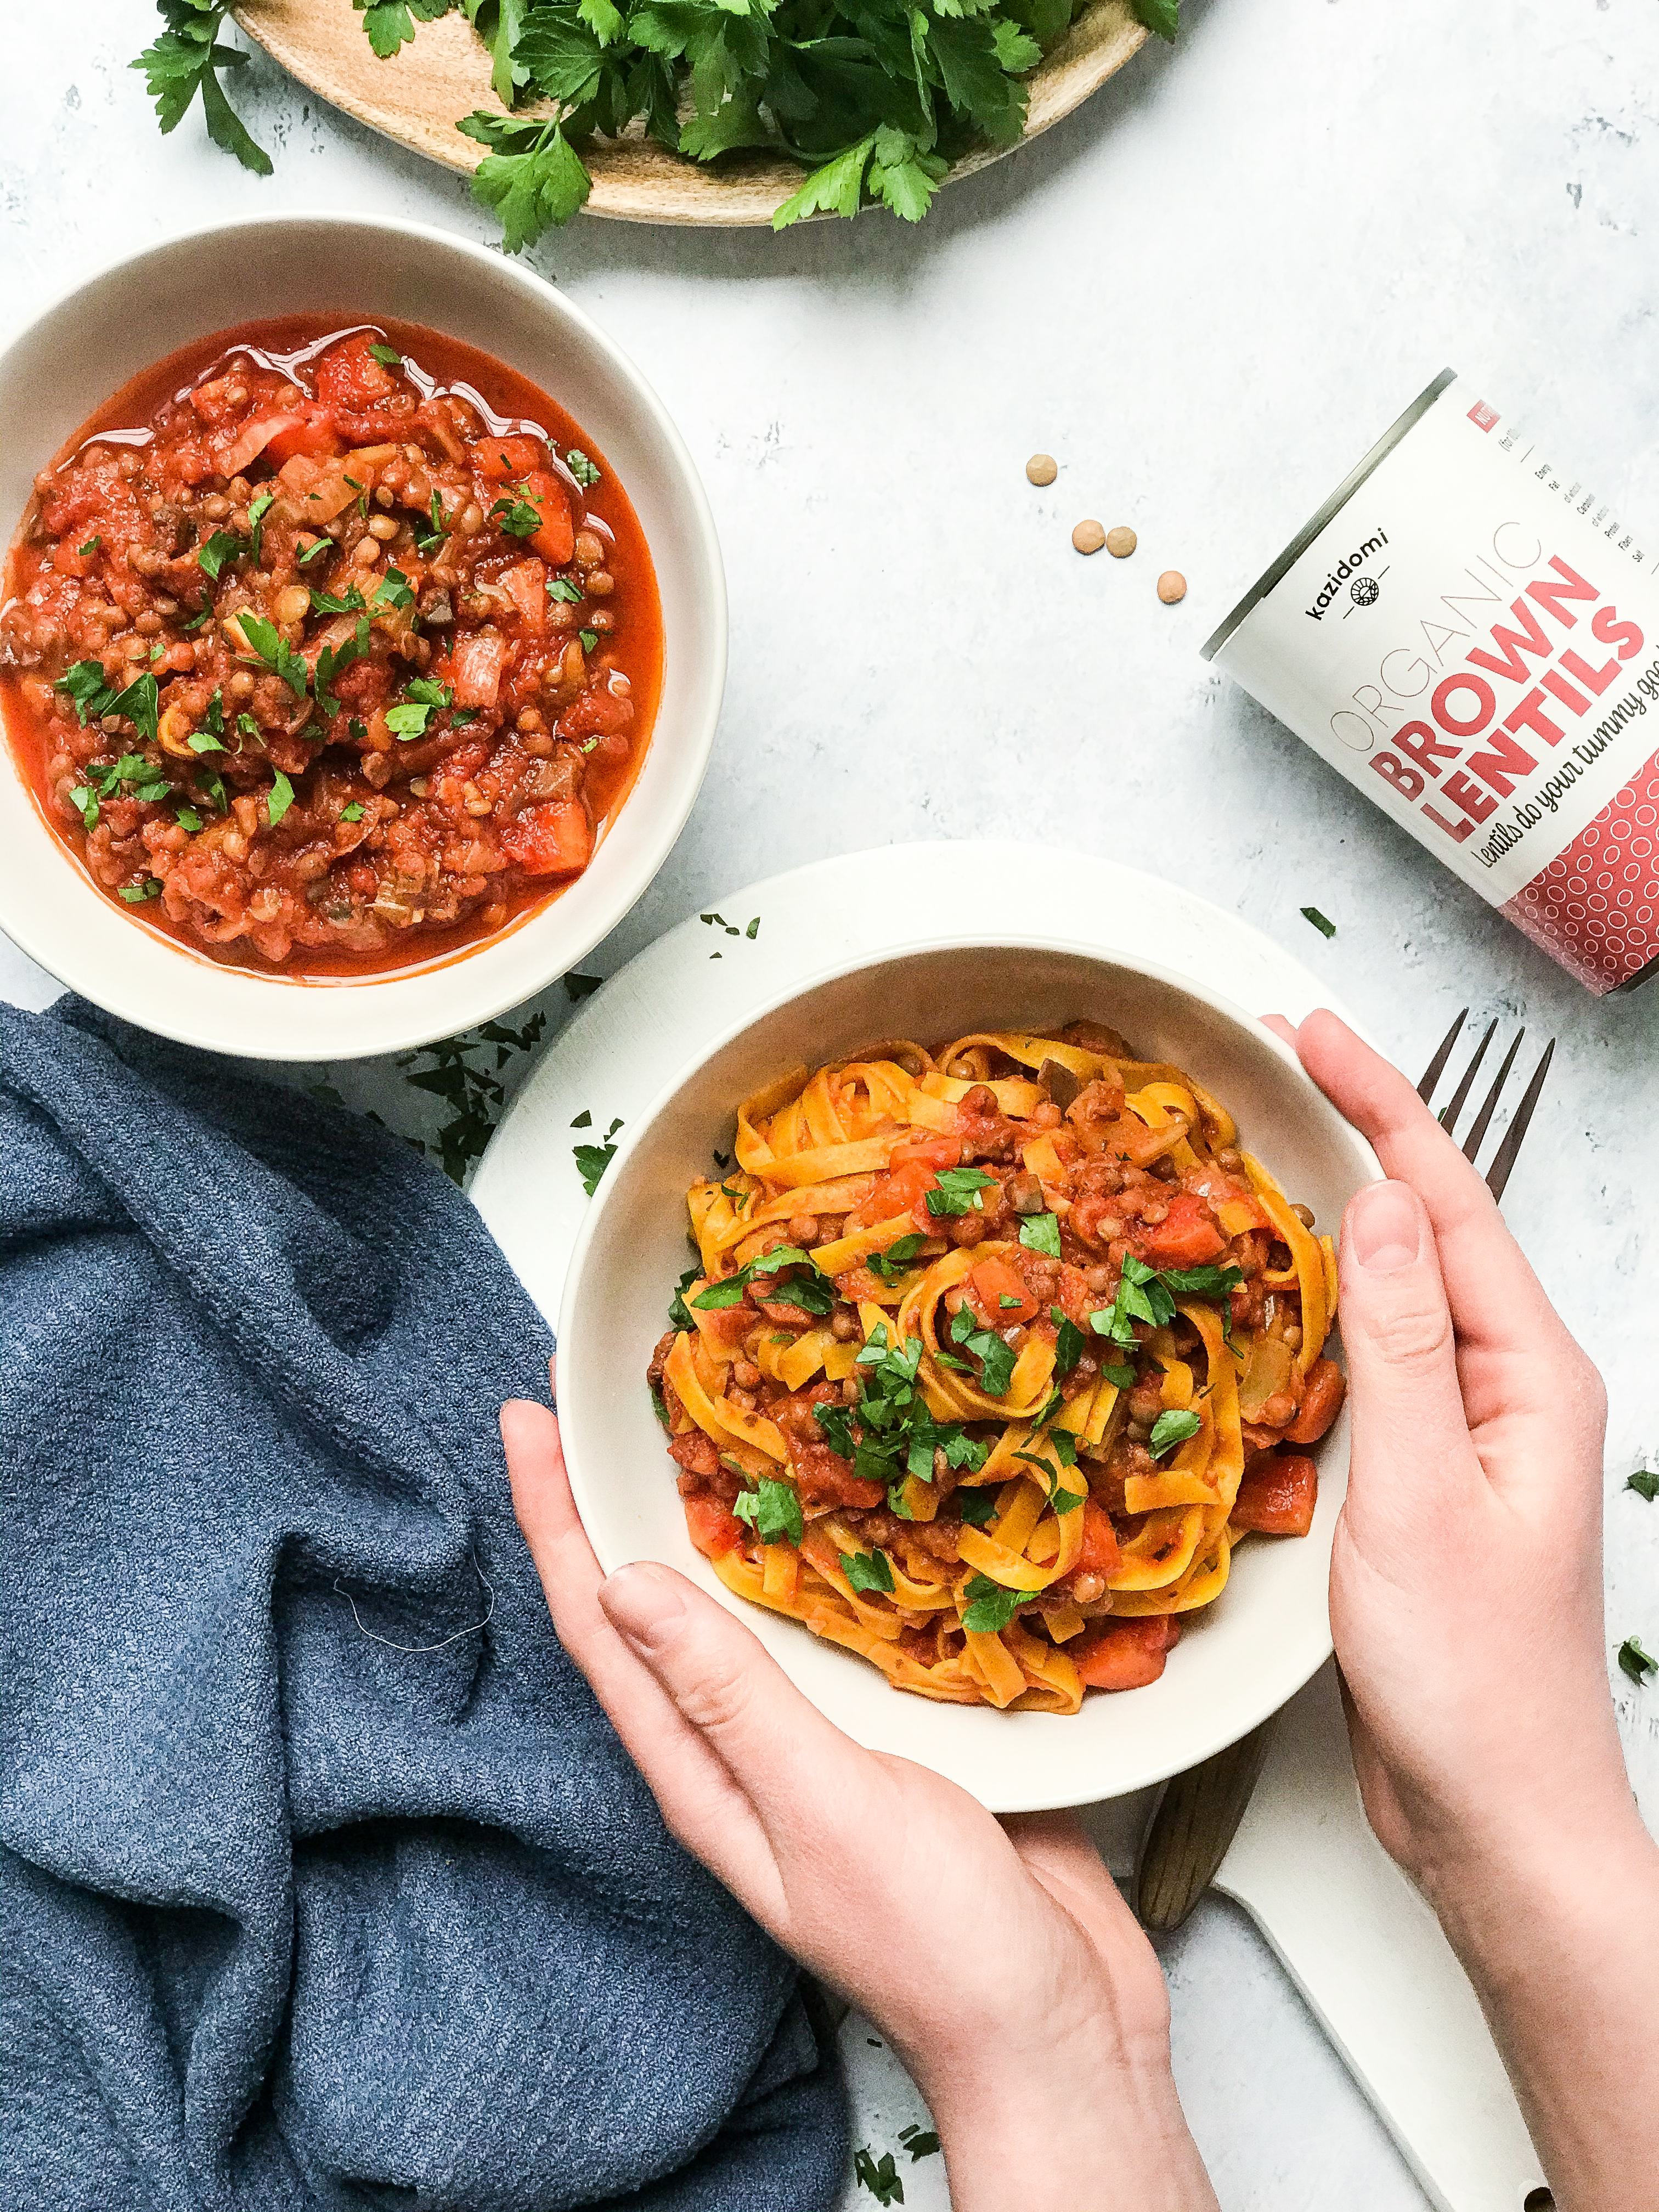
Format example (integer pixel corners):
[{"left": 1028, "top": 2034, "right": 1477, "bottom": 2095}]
[
  {"left": 0, "top": 213, "right": 725, "bottom": 1059},
  {"left": 557, "top": 939, "right": 1381, "bottom": 1812}
]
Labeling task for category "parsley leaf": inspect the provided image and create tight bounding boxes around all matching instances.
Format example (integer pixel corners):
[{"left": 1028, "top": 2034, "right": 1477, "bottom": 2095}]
[
  {"left": 1148, "top": 1408, "right": 1201, "bottom": 1459},
  {"left": 368, "top": 340, "right": 403, "bottom": 366},
  {"left": 386, "top": 701, "right": 435, "bottom": 738},
  {"left": 340, "top": 801, "right": 365, "bottom": 822},
  {"left": 117, "top": 876, "right": 164, "bottom": 903},
  {"left": 238, "top": 611, "right": 308, "bottom": 698},
  {"left": 490, "top": 492, "right": 543, "bottom": 538},
  {"left": 196, "top": 528, "right": 243, "bottom": 579},
  {"left": 692, "top": 1244, "right": 832, "bottom": 1314},
  {"left": 565, "top": 448, "right": 601, "bottom": 488},
  {"left": 961, "top": 1573, "right": 1025, "bottom": 1634},
  {"left": 1019, "top": 1210, "right": 1062, "bottom": 1256},
  {"left": 265, "top": 769, "right": 295, "bottom": 826},
  {"left": 373, "top": 566, "right": 415, "bottom": 610},
  {"left": 53, "top": 664, "right": 161, "bottom": 742},
  {"left": 309, "top": 583, "right": 366, "bottom": 616},
  {"left": 132, "top": 1, "right": 272, "bottom": 177},
  {"left": 853, "top": 2147, "right": 904, "bottom": 2208},
  {"left": 574, "top": 1137, "right": 618, "bottom": 1195},
  {"left": 1132, "top": 0, "right": 1180, "bottom": 36},
  {"left": 667, "top": 1265, "right": 699, "bottom": 1330},
  {"left": 735, "top": 1477, "right": 804, "bottom": 1547},
  {"left": 956, "top": 1487, "right": 998, "bottom": 1527},
  {"left": 548, "top": 576, "right": 584, "bottom": 603},
  {"left": 1301, "top": 904, "right": 1337, "bottom": 939},
  {"left": 948, "top": 1303, "right": 1016, "bottom": 1397},
  {"left": 869, "top": 1233, "right": 930, "bottom": 1284},
  {"left": 1617, "top": 1635, "right": 1657, "bottom": 1686},
  {"left": 1627, "top": 1468, "right": 1659, "bottom": 1504},
  {"left": 1160, "top": 1262, "right": 1246, "bottom": 1300},
  {"left": 925, "top": 1166, "right": 998, "bottom": 1217},
  {"left": 458, "top": 114, "right": 592, "bottom": 253},
  {"left": 246, "top": 491, "right": 275, "bottom": 564},
  {"left": 840, "top": 1549, "right": 895, "bottom": 1596}
]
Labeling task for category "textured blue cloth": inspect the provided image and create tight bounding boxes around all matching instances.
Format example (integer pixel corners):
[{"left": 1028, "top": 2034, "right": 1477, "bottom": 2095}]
[{"left": 0, "top": 998, "right": 847, "bottom": 2212}]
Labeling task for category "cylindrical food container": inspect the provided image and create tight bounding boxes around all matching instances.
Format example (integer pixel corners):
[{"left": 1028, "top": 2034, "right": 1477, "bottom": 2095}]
[{"left": 1205, "top": 370, "right": 1659, "bottom": 995}]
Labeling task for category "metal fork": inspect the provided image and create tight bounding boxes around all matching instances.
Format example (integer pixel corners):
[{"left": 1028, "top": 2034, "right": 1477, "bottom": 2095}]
[{"left": 1133, "top": 1009, "right": 1556, "bottom": 1934}]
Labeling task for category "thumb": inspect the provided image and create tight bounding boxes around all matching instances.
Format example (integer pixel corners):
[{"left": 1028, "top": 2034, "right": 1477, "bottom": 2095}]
[{"left": 1337, "top": 1180, "right": 1483, "bottom": 1547}]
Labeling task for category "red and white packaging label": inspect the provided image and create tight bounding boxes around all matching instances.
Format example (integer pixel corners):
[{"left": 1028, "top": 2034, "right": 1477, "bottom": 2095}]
[{"left": 1211, "top": 375, "right": 1659, "bottom": 994}]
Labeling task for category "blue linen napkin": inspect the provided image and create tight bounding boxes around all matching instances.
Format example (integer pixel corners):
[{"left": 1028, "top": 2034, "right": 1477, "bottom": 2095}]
[{"left": 0, "top": 997, "right": 847, "bottom": 2212}]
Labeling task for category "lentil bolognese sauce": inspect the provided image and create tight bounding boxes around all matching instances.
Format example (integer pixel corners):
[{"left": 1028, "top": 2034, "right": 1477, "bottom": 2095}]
[
  {"left": 0, "top": 317, "right": 662, "bottom": 973},
  {"left": 647, "top": 1024, "right": 1345, "bottom": 1712}
]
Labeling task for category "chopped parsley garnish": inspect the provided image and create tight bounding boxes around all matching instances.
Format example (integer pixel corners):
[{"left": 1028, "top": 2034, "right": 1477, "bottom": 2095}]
[
  {"left": 368, "top": 342, "right": 403, "bottom": 366},
  {"left": 735, "top": 1477, "right": 804, "bottom": 1547},
  {"left": 53, "top": 663, "right": 160, "bottom": 741},
  {"left": 692, "top": 1244, "right": 832, "bottom": 1315},
  {"left": 1301, "top": 905, "right": 1338, "bottom": 939},
  {"left": 961, "top": 1573, "right": 1025, "bottom": 1634},
  {"left": 578, "top": 627, "right": 599, "bottom": 652},
  {"left": 67, "top": 785, "right": 97, "bottom": 829},
  {"left": 196, "top": 529, "right": 244, "bottom": 580},
  {"left": 386, "top": 701, "right": 435, "bottom": 738},
  {"left": 1019, "top": 1211, "right": 1062, "bottom": 1256},
  {"left": 187, "top": 730, "right": 224, "bottom": 754},
  {"left": 1626, "top": 1468, "right": 1658, "bottom": 1504},
  {"left": 565, "top": 449, "right": 601, "bottom": 488},
  {"left": 372, "top": 566, "right": 415, "bottom": 611},
  {"left": 1148, "top": 1408, "right": 1201, "bottom": 1459},
  {"left": 814, "top": 1323, "right": 988, "bottom": 1491},
  {"left": 1617, "top": 1635, "right": 1657, "bottom": 1686},
  {"left": 563, "top": 970, "right": 603, "bottom": 1000},
  {"left": 298, "top": 536, "right": 333, "bottom": 566},
  {"left": 344, "top": 475, "right": 369, "bottom": 520},
  {"left": 77, "top": 535, "right": 101, "bottom": 556},
  {"left": 490, "top": 491, "right": 542, "bottom": 538},
  {"left": 340, "top": 801, "right": 365, "bottom": 822},
  {"left": 415, "top": 491, "right": 449, "bottom": 555},
  {"left": 746, "top": 916, "right": 760, "bottom": 939},
  {"left": 839, "top": 1548, "right": 894, "bottom": 1596},
  {"left": 947, "top": 1302, "right": 1016, "bottom": 1397},
  {"left": 925, "top": 1166, "right": 998, "bottom": 1218},
  {"left": 868, "top": 1232, "right": 930, "bottom": 1284},
  {"left": 1088, "top": 1254, "right": 1240, "bottom": 1350},
  {"left": 1160, "top": 1261, "right": 1247, "bottom": 1300},
  {"left": 956, "top": 1488, "right": 998, "bottom": 1526},
  {"left": 175, "top": 805, "right": 202, "bottom": 832},
  {"left": 898, "top": 2125, "right": 940, "bottom": 2163},
  {"left": 266, "top": 769, "right": 296, "bottom": 826},
  {"left": 246, "top": 490, "right": 275, "bottom": 564},
  {"left": 571, "top": 1109, "right": 592, "bottom": 1128},
  {"left": 238, "top": 712, "right": 261, "bottom": 742},
  {"left": 238, "top": 611, "right": 308, "bottom": 698},
  {"left": 547, "top": 576, "right": 584, "bottom": 603},
  {"left": 667, "top": 1266, "right": 700, "bottom": 1331},
  {"left": 314, "top": 616, "right": 371, "bottom": 714},
  {"left": 117, "top": 877, "right": 163, "bottom": 904},
  {"left": 309, "top": 583, "right": 366, "bottom": 616},
  {"left": 1049, "top": 1306, "right": 1087, "bottom": 1378}
]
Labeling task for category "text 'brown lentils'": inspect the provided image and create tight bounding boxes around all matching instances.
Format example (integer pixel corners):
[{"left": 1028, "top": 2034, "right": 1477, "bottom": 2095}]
[
  {"left": 1158, "top": 570, "right": 1188, "bottom": 603},
  {"left": 1026, "top": 453, "right": 1058, "bottom": 486},
  {"left": 1106, "top": 524, "right": 1137, "bottom": 558},
  {"left": 1072, "top": 519, "right": 1106, "bottom": 555}
]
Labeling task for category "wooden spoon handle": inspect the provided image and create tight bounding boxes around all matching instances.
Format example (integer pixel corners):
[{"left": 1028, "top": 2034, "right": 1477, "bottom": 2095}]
[{"left": 1135, "top": 1718, "right": 1278, "bottom": 1933}]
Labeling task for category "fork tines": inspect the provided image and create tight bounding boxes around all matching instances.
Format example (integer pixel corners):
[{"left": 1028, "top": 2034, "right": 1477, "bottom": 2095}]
[{"left": 1417, "top": 1008, "right": 1555, "bottom": 1204}]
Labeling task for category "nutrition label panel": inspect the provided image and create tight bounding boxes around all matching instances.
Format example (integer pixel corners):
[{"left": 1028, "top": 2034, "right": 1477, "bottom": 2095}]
[{"left": 1492, "top": 420, "right": 1651, "bottom": 568}]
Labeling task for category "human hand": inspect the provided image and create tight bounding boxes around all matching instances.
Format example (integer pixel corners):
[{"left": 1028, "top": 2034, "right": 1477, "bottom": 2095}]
[
  {"left": 1283, "top": 1009, "right": 1659, "bottom": 2212},
  {"left": 501, "top": 1390, "right": 1217, "bottom": 2212},
  {"left": 1276, "top": 1009, "right": 1633, "bottom": 1893}
]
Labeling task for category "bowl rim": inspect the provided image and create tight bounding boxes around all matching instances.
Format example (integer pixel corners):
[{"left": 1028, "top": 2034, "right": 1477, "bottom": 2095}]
[
  {"left": 0, "top": 209, "right": 726, "bottom": 1061},
  {"left": 555, "top": 925, "right": 1382, "bottom": 1807}
]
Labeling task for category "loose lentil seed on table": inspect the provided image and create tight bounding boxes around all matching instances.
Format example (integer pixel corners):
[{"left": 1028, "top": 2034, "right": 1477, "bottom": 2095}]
[
  {"left": 1105, "top": 526, "right": 1137, "bottom": 558},
  {"left": 1025, "top": 454, "right": 1058, "bottom": 486},
  {"left": 1158, "top": 571, "right": 1188, "bottom": 603},
  {"left": 1071, "top": 520, "right": 1106, "bottom": 555}
]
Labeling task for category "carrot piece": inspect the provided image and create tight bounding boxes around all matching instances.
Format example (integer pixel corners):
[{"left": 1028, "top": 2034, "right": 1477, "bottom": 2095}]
[
  {"left": 1073, "top": 1615, "right": 1180, "bottom": 1692},
  {"left": 1285, "top": 1356, "right": 1345, "bottom": 1444},
  {"left": 1135, "top": 1191, "right": 1227, "bottom": 1270},
  {"left": 500, "top": 800, "right": 592, "bottom": 878},
  {"left": 1230, "top": 1453, "right": 1318, "bottom": 1537},
  {"left": 1076, "top": 1500, "right": 1122, "bottom": 1581},
  {"left": 968, "top": 1256, "right": 1037, "bottom": 1328}
]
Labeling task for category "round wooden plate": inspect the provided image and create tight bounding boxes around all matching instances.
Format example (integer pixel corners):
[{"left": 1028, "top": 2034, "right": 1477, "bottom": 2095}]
[{"left": 233, "top": 0, "right": 1147, "bottom": 227}]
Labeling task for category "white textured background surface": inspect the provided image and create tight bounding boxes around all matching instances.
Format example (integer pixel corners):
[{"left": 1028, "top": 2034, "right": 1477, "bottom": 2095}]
[{"left": 4, "top": 2, "right": 1657, "bottom": 2206}]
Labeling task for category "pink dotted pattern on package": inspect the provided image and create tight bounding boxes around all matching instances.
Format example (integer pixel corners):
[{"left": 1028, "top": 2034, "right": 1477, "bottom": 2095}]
[{"left": 1503, "top": 746, "right": 1659, "bottom": 995}]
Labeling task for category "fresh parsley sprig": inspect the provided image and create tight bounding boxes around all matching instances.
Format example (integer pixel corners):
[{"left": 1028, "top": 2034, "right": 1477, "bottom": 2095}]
[
  {"left": 133, "top": 1, "right": 272, "bottom": 177},
  {"left": 691, "top": 1244, "right": 833, "bottom": 1316},
  {"left": 735, "top": 1477, "right": 804, "bottom": 1547}
]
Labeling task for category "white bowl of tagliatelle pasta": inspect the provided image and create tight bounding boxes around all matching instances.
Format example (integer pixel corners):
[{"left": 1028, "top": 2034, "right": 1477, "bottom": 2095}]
[{"left": 557, "top": 940, "right": 1380, "bottom": 1811}]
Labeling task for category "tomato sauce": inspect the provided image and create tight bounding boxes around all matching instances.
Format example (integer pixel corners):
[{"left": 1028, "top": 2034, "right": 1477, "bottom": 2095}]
[{"left": 0, "top": 316, "right": 663, "bottom": 978}]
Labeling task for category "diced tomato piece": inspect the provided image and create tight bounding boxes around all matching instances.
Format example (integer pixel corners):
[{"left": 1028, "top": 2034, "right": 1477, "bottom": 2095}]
[
  {"left": 499, "top": 558, "right": 547, "bottom": 630},
  {"left": 1231, "top": 1452, "right": 1318, "bottom": 1537},
  {"left": 684, "top": 1496, "right": 745, "bottom": 1557},
  {"left": 261, "top": 410, "right": 343, "bottom": 467},
  {"left": 471, "top": 433, "right": 550, "bottom": 484},
  {"left": 968, "top": 1256, "right": 1037, "bottom": 1328},
  {"left": 1077, "top": 1500, "right": 1122, "bottom": 1582},
  {"left": 448, "top": 631, "right": 510, "bottom": 710},
  {"left": 854, "top": 1133, "right": 963, "bottom": 1231},
  {"left": 1073, "top": 1615, "right": 1180, "bottom": 1692},
  {"left": 499, "top": 800, "right": 592, "bottom": 878},
  {"left": 560, "top": 684, "right": 634, "bottom": 742},
  {"left": 1284, "top": 1356, "right": 1345, "bottom": 1444},
  {"left": 1134, "top": 1191, "right": 1227, "bottom": 1271},
  {"left": 314, "top": 333, "right": 400, "bottom": 417},
  {"left": 520, "top": 473, "right": 576, "bottom": 566}
]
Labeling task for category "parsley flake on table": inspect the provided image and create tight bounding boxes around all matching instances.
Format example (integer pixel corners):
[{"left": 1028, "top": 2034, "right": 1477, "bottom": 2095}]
[
  {"left": 563, "top": 970, "right": 603, "bottom": 1000},
  {"left": 1301, "top": 905, "right": 1338, "bottom": 939},
  {"left": 1627, "top": 1468, "right": 1659, "bottom": 1504},
  {"left": 853, "top": 2147, "right": 904, "bottom": 2207},
  {"left": 1618, "top": 1635, "right": 1657, "bottom": 1686},
  {"left": 926, "top": 1166, "right": 998, "bottom": 1217},
  {"left": 736, "top": 1477, "right": 804, "bottom": 1547},
  {"left": 898, "top": 2125, "right": 940, "bottom": 2162}
]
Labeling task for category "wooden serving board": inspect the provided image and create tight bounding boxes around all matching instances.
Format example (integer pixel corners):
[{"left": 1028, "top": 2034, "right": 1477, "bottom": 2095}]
[{"left": 232, "top": 0, "right": 1147, "bottom": 227}]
